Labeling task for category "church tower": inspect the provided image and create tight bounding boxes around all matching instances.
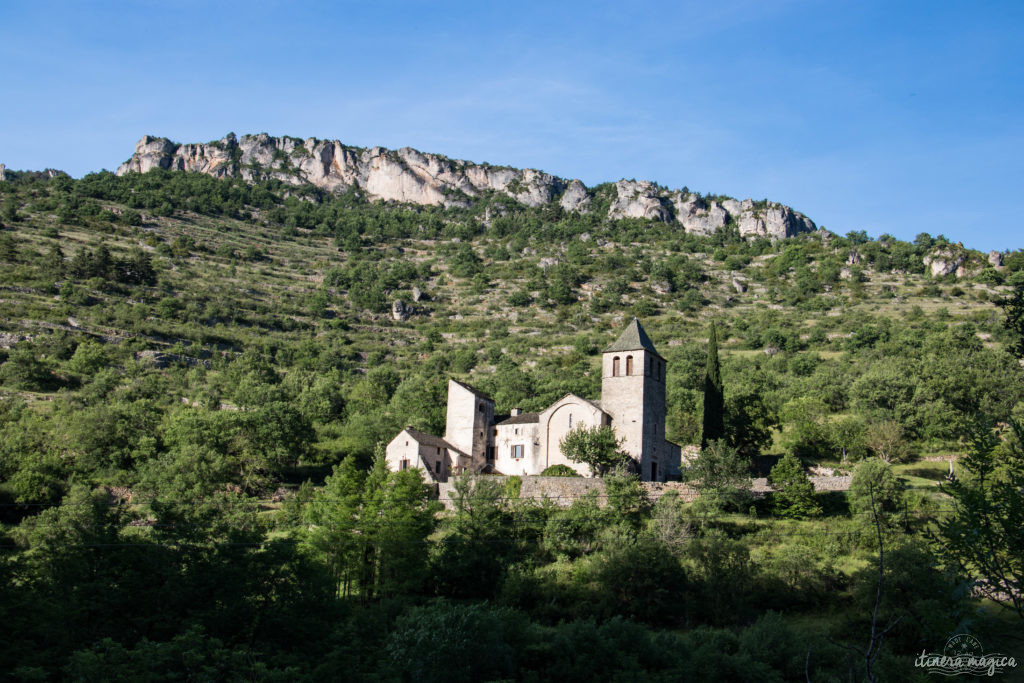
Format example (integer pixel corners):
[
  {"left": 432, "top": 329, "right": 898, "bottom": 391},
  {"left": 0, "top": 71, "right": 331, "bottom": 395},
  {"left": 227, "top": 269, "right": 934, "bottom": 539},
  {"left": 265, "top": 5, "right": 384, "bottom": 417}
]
[{"left": 600, "top": 318, "right": 667, "bottom": 481}]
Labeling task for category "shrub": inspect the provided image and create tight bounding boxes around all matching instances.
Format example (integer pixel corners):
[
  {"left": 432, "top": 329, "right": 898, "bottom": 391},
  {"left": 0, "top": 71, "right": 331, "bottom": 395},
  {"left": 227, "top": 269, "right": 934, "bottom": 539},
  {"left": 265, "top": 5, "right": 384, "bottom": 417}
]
[{"left": 540, "top": 464, "right": 580, "bottom": 477}]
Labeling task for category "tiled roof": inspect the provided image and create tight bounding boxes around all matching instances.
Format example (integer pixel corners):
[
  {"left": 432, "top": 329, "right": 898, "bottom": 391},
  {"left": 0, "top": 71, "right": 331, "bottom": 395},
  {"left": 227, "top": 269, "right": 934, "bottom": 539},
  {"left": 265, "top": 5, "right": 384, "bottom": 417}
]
[
  {"left": 403, "top": 427, "right": 459, "bottom": 452},
  {"left": 604, "top": 317, "right": 661, "bottom": 357}
]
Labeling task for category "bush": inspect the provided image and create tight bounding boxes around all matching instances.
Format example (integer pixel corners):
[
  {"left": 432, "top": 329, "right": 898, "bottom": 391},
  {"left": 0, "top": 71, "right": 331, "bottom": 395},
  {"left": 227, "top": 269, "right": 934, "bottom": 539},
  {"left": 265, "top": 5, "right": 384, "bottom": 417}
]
[
  {"left": 540, "top": 464, "right": 580, "bottom": 476},
  {"left": 386, "top": 602, "right": 526, "bottom": 683},
  {"left": 849, "top": 459, "right": 905, "bottom": 534},
  {"left": 768, "top": 452, "right": 822, "bottom": 519}
]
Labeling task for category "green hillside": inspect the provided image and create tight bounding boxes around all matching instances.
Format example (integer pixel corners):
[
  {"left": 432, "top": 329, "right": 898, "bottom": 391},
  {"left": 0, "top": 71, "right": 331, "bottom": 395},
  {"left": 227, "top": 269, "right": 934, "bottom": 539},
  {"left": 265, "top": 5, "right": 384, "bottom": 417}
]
[{"left": 1, "top": 167, "right": 1022, "bottom": 679}]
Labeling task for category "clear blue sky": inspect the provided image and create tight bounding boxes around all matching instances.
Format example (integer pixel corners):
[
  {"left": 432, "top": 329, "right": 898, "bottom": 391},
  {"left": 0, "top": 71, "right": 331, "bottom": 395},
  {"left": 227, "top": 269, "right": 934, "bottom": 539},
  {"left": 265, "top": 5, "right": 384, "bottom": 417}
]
[{"left": 1, "top": 1, "right": 1021, "bottom": 251}]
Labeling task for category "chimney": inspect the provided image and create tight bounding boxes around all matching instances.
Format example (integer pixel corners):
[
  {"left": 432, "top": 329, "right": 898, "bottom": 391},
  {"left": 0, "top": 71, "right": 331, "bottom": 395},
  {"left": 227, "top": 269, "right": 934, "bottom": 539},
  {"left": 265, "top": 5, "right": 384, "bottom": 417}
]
[{"left": 511, "top": 408, "right": 521, "bottom": 416}]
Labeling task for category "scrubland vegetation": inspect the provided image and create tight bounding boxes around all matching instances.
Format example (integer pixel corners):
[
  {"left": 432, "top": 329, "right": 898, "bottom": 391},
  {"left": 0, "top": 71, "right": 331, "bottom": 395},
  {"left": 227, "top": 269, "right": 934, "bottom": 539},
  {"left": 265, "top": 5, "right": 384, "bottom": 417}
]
[{"left": 1, "top": 167, "right": 1022, "bottom": 680}]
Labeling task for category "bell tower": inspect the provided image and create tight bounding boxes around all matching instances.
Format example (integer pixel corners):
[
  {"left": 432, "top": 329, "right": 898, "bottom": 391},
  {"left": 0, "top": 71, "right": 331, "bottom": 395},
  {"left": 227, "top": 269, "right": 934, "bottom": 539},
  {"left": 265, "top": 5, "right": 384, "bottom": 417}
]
[{"left": 600, "top": 318, "right": 667, "bottom": 481}]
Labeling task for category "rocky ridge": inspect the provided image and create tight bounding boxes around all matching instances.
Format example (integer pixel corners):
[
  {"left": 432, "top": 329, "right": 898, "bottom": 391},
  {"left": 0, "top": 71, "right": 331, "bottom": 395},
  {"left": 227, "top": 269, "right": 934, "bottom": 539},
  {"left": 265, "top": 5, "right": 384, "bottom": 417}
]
[{"left": 118, "top": 133, "right": 817, "bottom": 239}]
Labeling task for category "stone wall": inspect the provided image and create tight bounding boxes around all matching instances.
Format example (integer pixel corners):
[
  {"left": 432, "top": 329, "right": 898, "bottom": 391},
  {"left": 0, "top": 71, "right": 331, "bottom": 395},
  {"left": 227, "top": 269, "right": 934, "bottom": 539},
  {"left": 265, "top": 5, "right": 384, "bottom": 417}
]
[{"left": 436, "top": 474, "right": 851, "bottom": 509}]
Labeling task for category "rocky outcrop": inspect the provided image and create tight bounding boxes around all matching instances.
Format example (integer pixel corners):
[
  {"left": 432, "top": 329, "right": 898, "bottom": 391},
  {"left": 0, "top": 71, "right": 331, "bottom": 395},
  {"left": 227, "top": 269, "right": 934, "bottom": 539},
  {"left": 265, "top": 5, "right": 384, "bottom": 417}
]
[
  {"left": 391, "top": 300, "right": 410, "bottom": 321},
  {"left": 118, "top": 133, "right": 817, "bottom": 240},
  {"left": 559, "top": 179, "right": 591, "bottom": 213},
  {"left": 723, "top": 199, "right": 816, "bottom": 239},
  {"left": 672, "top": 193, "right": 728, "bottom": 235},
  {"left": 989, "top": 250, "right": 1005, "bottom": 268},
  {"left": 923, "top": 248, "right": 967, "bottom": 277},
  {"left": 0, "top": 164, "right": 5, "bottom": 181},
  {"left": 608, "top": 180, "right": 672, "bottom": 221}
]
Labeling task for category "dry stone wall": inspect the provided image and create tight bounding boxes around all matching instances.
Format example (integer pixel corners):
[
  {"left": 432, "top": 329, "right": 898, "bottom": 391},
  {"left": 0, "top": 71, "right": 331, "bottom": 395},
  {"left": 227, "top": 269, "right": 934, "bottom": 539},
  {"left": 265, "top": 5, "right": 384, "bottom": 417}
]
[{"left": 436, "top": 474, "right": 851, "bottom": 509}]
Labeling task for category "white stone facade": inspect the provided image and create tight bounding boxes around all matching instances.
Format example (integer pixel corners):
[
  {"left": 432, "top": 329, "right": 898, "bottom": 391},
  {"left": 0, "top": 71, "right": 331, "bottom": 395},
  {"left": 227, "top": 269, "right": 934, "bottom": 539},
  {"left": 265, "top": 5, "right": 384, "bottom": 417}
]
[{"left": 386, "top": 319, "right": 682, "bottom": 482}]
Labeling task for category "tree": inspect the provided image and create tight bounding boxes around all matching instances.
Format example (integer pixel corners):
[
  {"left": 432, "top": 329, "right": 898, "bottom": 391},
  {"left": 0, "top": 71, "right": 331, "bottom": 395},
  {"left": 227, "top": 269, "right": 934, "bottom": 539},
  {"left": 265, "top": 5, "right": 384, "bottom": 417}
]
[
  {"left": 701, "top": 322, "right": 724, "bottom": 447},
  {"left": 66, "top": 340, "right": 108, "bottom": 377},
  {"left": 779, "top": 396, "right": 830, "bottom": 460},
  {"left": 684, "top": 439, "right": 751, "bottom": 512},
  {"left": 768, "top": 452, "right": 822, "bottom": 519},
  {"left": 864, "top": 420, "right": 912, "bottom": 463},
  {"left": 0, "top": 346, "right": 52, "bottom": 390},
  {"left": 559, "top": 424, "right": 629, "bottom": 476},
  {"left": 999, "top": 282, "right": 1024, "bottom": 359},
  {"left": 723, "top": 383, "right": 776, "bottom": 456},
  {"left": 933, "top": 421, "right": 1024, "bottom": 618},
  {"left": 828, "top": 415, "right": 868, "bottom": 462},
  {"left": 849, "top": 459, "right": 905, "bottom": 533},
  {"left": 302, "top": 456, "right": 366, "bottom": 596}
]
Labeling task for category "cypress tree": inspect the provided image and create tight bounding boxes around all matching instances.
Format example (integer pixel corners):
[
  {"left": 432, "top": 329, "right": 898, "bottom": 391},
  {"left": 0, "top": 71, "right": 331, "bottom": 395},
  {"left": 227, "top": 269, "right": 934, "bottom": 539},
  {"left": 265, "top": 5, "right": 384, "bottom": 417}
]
[{"left": 701, "top": 321, "right": 725, "bottom": 448}]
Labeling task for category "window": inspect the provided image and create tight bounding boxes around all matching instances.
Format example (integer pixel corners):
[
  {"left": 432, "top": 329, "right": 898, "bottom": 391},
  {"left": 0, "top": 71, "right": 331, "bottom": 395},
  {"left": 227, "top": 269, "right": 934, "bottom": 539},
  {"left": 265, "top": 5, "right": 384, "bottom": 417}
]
[
  {"left": 612, "top": 356, "right": 620, "bottom": 376},
  {"left": 405, "top": 441, "right": 409, "bottom": 447},
  {"left": 486, "top": 446, "right": 494, "bottom": 461},
  {"left": 437, "top": 447, "right": 441, "bottom": 455},
  {"left": 514, "top": 428, "right": 519, "bottom": 435},
  {"left": 478, "top": 403, "right": 485, "bottom": 412},
  {"left": 512, "top": 445, "right": 524, "bottom": 459},
  {"left": 400, "top": 459, "right": 409, "bottom": 470},
  {"left": 435, "top": 461, "right": 441, "bottom": 474},
  {"left": 568, "top": 413, "right": 573, "bottom": 428},
  {"left": 650, "top": 461, "right": 658, "bottom": 480},
  {"left": 626, "top": 355, "right": 633, "bottom": 375}
]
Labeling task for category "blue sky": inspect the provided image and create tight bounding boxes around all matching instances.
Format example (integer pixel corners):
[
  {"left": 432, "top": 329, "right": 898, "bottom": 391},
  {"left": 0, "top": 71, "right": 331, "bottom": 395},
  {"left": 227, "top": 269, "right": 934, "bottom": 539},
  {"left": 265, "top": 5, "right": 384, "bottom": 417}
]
[{"left": 1, "top": 1, "right": 1021, "bottom": 251}]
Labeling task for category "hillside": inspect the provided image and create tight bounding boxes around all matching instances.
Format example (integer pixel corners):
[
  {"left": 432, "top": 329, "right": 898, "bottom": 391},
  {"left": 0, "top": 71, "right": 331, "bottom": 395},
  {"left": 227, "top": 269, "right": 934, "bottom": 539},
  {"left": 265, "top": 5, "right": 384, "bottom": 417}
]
[{"left": 1, "top": 161, "right": 1023, "bottom": 678}]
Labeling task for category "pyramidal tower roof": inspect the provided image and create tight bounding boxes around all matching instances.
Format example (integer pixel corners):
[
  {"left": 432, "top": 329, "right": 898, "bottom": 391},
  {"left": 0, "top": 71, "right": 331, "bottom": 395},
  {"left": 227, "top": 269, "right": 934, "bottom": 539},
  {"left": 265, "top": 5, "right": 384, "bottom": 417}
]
[{"left": 604, "top": 318, "right": 662, "bottom": 357}]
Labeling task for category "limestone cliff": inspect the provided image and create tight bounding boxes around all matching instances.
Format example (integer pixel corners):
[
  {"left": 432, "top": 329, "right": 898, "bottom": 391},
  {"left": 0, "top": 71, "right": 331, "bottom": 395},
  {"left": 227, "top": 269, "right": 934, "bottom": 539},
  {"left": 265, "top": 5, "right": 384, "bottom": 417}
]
[{"left": 118, "top": 133, "right": 816, "bottom": 239}]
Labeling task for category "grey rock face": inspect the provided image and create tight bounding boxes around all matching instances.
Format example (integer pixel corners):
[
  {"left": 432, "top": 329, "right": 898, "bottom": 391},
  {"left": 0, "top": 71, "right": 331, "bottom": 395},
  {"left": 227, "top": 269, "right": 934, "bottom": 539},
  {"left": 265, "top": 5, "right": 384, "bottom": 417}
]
[
  {"left": 559, "top": 179, "right": 592, "bottom": 213},
  {"left": 392, "top": 300, "right": 410, "bottom": 321},
  {"left": 726, "top": 199, "right": 815, "bottom": 239},
  {"left": 411, "top": 286, "right": 424, "bottom": 302},
  {"left": 117, "top": 133, "right": 817, "bottom": 240},
  {"left": 672, "top": 193, "right": 727, "bottom": 235},
  {"left": 608, "top": 180, "right": 672, "bottom": 221},
  {"left": 923, "top": 248, "right": 967, "bottom": 277},
  {"left": 989, "top": 250, "right": 1004, "bottom": 268},
  {"left": 0, "top": 164, "right": 5, "bottom": 181},
  {"left": 118, "top": 133, "right": 564, "bottom": 209},
  {"left": 651, "top": 280, "right": 672, "bottom": 294}
]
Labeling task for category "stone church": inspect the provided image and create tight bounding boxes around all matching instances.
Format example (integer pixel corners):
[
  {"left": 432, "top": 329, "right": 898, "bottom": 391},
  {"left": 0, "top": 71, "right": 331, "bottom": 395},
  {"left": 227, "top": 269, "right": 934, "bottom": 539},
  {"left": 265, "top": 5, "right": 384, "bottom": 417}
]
[{"left": 385, "top": 318, "right": 682, "bottom": 482}]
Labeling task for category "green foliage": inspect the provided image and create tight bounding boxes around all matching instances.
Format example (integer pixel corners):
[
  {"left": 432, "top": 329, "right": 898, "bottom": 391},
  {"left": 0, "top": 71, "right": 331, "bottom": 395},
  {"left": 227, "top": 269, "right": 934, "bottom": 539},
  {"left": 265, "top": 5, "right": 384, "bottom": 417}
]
[
  {"left": 1000, "top": 281, "right": 1024, "bottom": 358},
  {"left": 701, "top": 322, "right": 724, "bottom": 447},
  {"left": 540, "top": 463, "right": 580, "bottom": 476},
  {"left": 684, "top": 439, "right": 751, "bottom": 512},
  {"left": 768, "top": 452, "right": 822, "bottom": 519},
  {"left": 0, "top": 346, "right": 53, "bottom": 390},
  {"left": 0, "top": 155, "right": 1015, "bottom": 679},
  {"left": 849, "top": 459, "right": 906, "bottom": 534},
  {"left": 386, "top": 602, "right": 526, "bottom": 683},
  {"left": 779, "top": 396, "right": 831, "bottom": 460},
  {"left": 934, "top": 421, "right": 1024, "bottom": 617},
  {"left": 559, "top": 424, "right": 629, "bottom": 476},
  {"left": 65, "top": 339, "right": 108, "bottom": 377}
]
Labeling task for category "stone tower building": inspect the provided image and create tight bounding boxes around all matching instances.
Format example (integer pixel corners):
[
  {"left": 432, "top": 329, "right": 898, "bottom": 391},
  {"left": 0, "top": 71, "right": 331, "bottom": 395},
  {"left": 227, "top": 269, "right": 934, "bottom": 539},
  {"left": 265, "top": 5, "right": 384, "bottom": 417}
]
[
  {"left": 385, "top": 318, "right": 681, "bottom": 482},
  {"left": 600, "top": 318, "right": 669, "bottom": 482},
  {"left": 443, "top": 379, "right": 494, "bottom": 465}
]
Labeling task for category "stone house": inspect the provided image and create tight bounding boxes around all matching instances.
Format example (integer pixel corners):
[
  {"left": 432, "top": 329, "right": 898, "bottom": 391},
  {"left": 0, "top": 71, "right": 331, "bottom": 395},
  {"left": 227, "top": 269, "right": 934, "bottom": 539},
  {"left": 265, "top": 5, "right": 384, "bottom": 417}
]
[{"left": 385, "top": 318, "right": 682, "bottom": 482}]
